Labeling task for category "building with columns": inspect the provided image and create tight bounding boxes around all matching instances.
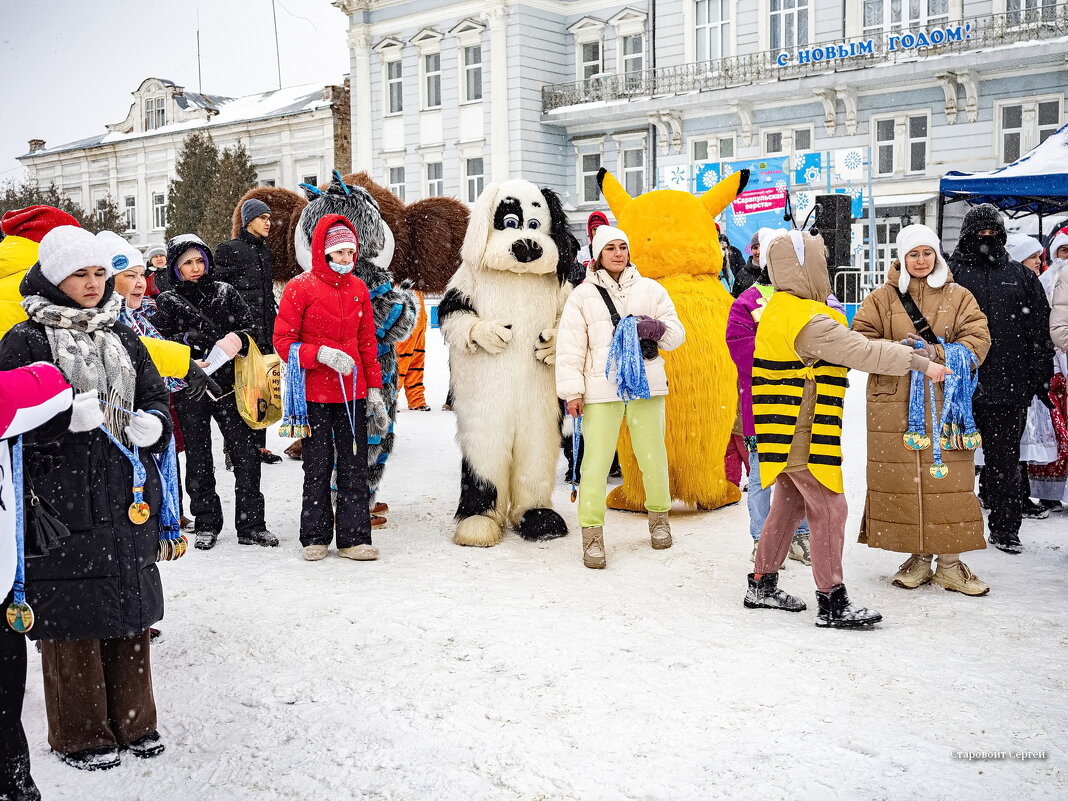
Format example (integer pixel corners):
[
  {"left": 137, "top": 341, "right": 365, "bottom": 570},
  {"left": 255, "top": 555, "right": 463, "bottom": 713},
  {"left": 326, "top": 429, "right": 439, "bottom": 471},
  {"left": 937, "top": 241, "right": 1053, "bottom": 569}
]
[
  {"left": 17, "top": 77, "right": 350, "bottom": 248},
  {"left": 335, "top": 0, "right": 1066, "bottom": 275}
]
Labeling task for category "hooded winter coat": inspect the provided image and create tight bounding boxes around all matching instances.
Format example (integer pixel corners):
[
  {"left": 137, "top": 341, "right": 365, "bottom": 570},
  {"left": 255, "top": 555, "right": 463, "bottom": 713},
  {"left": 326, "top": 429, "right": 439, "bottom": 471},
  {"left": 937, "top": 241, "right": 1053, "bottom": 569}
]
[
  {"left": 0, "top": 266, "right": 171, "bottom": 641},
  {"left": 214, "top": 227, "right": 277, "bottom": 353},
  {"left": 153, "top": 236, "right": 256, "bottom": 390},
  {"left": 726, "top": 282, "right": 774, "bottom": 436},
  {"left": 556, "top": 263, "right": 685, "bottom": 404},
  {"left": 851, "top": 260, "right": 990, "bottom": 554},
  {"left": 948, "top": 204, "right": 1053, "bottom": 407},
  {"left": 1053, "top": 268, "right": 1068, "bottom": 353},
  {"left": 274, "top": 215, "right": 383, "bottom": 403}
]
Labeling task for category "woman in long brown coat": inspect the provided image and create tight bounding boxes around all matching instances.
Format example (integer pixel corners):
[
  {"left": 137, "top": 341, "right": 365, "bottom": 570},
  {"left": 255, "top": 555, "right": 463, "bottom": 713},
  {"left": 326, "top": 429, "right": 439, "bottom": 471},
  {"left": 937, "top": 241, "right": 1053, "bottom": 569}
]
[{"left": 852, "top": 224, "right": 992, "bottom": 596}]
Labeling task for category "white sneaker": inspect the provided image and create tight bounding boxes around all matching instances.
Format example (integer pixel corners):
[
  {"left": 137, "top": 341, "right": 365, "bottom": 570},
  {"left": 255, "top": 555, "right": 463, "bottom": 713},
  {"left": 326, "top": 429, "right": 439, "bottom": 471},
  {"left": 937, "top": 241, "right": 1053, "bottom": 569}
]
[
  {"left": 789, "top": 533, "right": 811, "bottom": 566},
  {"left": 302, "top": 544, "right": 328, "bottom": 561},
  {"left": 338, "top": 544, "right": 379, "bottom": 561}
]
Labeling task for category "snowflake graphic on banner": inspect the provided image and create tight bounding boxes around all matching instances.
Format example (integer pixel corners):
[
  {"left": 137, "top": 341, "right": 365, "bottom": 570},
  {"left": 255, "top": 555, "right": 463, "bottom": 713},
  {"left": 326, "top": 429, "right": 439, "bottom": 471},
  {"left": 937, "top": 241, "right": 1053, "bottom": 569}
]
[
  {"left": 804, "top": 166, "right": 821, "bottom": 184},
  {"left": 848, "top": 186, "right": 862, "bottom": 199},
  {"left": 833, "top": 148, "right": 865, "bottom": 182},
  {"left": 793, "top": 153, "right": 807, "bottom": 170},
  {"left": 732, "top": 211, "right": 747, "bottom": 226},
  {"left": 775, "top": 179, "right": 788, "bottom": 192},
  {"left": 795, "top": 192, "right": 811, "bottom": 211},
  {"left": 845, "top": 151, "right": 862, "bottom": 170},
  {"left": 700, "top": 168, "right": 720, "bottom": 190}
]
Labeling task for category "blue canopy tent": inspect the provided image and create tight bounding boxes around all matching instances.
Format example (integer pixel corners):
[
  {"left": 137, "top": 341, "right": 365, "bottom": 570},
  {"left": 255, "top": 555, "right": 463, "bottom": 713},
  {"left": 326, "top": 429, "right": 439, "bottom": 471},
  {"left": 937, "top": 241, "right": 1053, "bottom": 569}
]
[{"left": 939, "top": 122, "right": 1068, "bottom": 239}]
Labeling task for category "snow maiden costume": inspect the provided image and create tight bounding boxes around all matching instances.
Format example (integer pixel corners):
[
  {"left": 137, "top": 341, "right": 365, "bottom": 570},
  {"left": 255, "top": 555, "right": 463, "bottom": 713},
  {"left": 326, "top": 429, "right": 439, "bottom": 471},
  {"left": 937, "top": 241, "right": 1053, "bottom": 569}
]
[{"left": 743, "top": 230, "right": 934, "bottom": 628}]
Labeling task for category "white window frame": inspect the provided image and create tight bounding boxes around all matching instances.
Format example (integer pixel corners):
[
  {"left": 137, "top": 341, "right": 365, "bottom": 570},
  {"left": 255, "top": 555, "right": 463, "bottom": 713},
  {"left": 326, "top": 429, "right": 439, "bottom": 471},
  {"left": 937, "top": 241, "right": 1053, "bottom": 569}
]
[
  {"left": 144, "top": 97, "right": 166, "bottom": 131},
  {"left": 461, "top": 44, "right": 483, "bottom": 103},
  {"left": 124, "top": 195, "right": 137, "bottom": 232},
  {"left": 905, "top": 113, "right": 929, "bottom": 175},
  {"left": 1037, "top": 97, "right": 1063, "bottom": 145},
  {"left": 422, "top": 51, "right": 442, "bottom": 110},
  {"left": 862, "top": 0, "right": 950, "bottom": 35},
  {"left": 768, "top": 0, "right": 811, "bottom": 52},
  {"left": 1005, "top": 0, "right": 1059, "bottom": 27},
  {"left": 384, "top": 57, "right": 403, "bottom": 116},
  {"left": 579, "top": 40, "right": 602, "bottom": 81},
  {"left": 694, "top": 0, "right": 733, "bottom": 63},
  {"left": 569, "top": 18, "right": 606, "bottom": 82},
  {"left": 870, "top": 112, "right": 928, "bottom": 176},
  {"left": 575, "top": 144, "right": 604, "bottom": 205},
  {"left": 621, "top": 144, "right": 646, "bottom": 196},
  {"left": 425, "top": 161, "right": 444, "bottom": 197},
  {"left": 388, "top": 165, "right": 406, "bottom": 201},
  {"left": 464, "top": 156, "right": 485, "bottom": 203},
  {"left": 760, "top": 125, "right": 813, "bottom": 156},
  {"left": 620, "top": 33, "right": 644, "bottom": 75},
  {"left": 872, "top": 114, "right": 899, "bottom": 176},
  {"left": 689, "top": 133, "right": 737, "bottom": 163},
  {"left": 302, "top": 174, "right": 318, "bottom": 188},
  {"left": 995, "top": 95, "right": 1062, "bottom": 165},
  {"left": 152, "top": 191, "right": 166, "bottom": 230}
]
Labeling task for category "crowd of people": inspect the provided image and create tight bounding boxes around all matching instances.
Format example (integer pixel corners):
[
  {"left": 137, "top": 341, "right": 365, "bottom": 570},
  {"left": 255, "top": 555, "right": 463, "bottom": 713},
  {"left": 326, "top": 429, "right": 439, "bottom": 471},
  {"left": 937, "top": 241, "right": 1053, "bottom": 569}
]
[{"left": 0, "top": 193, "right": 1065, "bottom": 799}]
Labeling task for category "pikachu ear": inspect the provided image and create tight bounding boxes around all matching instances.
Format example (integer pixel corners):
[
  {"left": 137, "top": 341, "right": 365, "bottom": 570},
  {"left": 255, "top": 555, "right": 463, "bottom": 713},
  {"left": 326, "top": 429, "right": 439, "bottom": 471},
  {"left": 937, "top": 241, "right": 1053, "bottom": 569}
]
[
  {"left": 597, "top": 168, "right": 632, "bottom": 218},
  {"left": 700, "top": 168, "right": 750, "bottom": 219}
]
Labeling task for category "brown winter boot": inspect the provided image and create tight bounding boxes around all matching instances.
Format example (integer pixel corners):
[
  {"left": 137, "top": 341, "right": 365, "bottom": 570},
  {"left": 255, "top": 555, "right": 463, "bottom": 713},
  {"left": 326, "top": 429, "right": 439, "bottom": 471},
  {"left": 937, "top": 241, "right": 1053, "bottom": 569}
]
[
  {"left": 582, "top": 526, "right": 606, "bottom": 569},
  {"left": 648, "top": 512, "right": 672, "bottom": 549}
]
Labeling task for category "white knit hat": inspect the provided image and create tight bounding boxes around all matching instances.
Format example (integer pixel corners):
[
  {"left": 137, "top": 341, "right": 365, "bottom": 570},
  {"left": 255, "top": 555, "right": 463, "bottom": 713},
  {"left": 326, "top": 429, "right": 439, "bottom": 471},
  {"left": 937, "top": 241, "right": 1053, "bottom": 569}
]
[
  {"left": 36, "top": 225, "right": 111, "bottom": 286},
  {"left": 591, "top": 225, "right": 630, "bottom": 264},
  {"left": 96, "top": 230, "right": 144, "bottom": 273},
  {"left": 895, "top": 224, "right": 947, "bottom": 293},
  {"left": 1005, "top": 234, "right": 1042, "bottom": 264}
]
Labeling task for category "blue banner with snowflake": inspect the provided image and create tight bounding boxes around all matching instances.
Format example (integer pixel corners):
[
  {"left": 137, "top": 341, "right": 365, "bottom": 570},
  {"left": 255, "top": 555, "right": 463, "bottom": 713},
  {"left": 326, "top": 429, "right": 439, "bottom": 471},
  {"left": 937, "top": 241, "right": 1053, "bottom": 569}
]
[
  {"left": 793, "top": 152, "right": 824, "bottom": 186},
  {"left": 694, "top": 162, "right": 723, "bottom": 193},
  {"left": 718, "top": 157, "right": 793, "bottom": 258}
]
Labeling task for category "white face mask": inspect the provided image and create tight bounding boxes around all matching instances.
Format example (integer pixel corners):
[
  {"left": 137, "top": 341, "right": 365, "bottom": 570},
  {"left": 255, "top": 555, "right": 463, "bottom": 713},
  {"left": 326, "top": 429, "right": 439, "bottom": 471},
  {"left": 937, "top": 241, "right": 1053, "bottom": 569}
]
[{"left": 329, "top": 260, "right": 354, "bottom": 275}]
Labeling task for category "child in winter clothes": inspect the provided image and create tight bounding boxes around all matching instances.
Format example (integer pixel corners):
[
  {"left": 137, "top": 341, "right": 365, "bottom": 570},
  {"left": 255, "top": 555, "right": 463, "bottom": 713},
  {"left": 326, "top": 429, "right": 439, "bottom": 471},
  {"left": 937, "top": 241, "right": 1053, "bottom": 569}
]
[
  {"left": 743, "top": 230, "right": 950, "bottom": 628},
  {"left": 556, "top": 226, "right": 685, "bottom": 568},
  {"left": 274, "top": 217, "right": 388, "bottom": 561}
]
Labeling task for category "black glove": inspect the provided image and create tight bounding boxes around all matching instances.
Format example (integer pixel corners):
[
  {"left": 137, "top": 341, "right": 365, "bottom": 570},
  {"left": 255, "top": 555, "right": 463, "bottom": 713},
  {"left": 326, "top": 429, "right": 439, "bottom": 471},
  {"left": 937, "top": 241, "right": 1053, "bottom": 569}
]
[{"left": 182, "top": 359, "right": 222, "bottom": 400}]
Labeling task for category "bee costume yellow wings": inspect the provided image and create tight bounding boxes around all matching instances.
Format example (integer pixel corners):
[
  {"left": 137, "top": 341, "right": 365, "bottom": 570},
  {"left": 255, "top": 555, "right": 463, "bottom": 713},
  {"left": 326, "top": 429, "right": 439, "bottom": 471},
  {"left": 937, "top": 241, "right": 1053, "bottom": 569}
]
[{"left": 598, "top": 167, "right": 748, "bottom": 512}]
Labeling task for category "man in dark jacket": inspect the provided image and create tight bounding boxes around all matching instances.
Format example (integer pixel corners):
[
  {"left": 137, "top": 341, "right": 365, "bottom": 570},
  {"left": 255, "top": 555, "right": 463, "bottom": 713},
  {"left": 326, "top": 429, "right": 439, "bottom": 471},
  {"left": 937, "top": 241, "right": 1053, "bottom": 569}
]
[
  {"left": 732, "top": 230, "right": 764, "bottom": 298},
  {"left": 213, "top": 198, "right": 281, "bottom": 463},
  {"left": 948, "top": 203, "right": 1054, "bottom": 554}
]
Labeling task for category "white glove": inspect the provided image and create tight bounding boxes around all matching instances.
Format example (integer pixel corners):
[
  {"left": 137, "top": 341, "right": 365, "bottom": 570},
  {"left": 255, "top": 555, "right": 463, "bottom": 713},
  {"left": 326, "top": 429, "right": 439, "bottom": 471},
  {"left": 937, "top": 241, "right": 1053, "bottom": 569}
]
[
  {"left": 216, "top": 332, "right": 243, "bottom": 359},
  {"left": 124, "top": 410, "right": 164, "bottom": 448},
  {"left": 317, "top": 346, "right": 355, "bottom": 375},
  {"left": 68, "top": 390, "right": 104, "bottom": 433},
  {"left": 470, "top": 320, "right": 513, "bottom": 354},
  {"left": 534, "top": 328, "right": 557, "bottom": 365},
  {"left": 366, "top": 387, "right": 390, "bottom": 431}
]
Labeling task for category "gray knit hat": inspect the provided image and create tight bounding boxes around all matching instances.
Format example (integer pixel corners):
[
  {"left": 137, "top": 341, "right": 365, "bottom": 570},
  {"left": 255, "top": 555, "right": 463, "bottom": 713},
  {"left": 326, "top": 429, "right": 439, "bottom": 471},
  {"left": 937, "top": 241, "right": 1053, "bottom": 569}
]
[
  {"left": 241, "top": 199, "right": 271, "bottom": 228},
  {"left": 144, "top": 243, "right": 166, "bottom": 261}
]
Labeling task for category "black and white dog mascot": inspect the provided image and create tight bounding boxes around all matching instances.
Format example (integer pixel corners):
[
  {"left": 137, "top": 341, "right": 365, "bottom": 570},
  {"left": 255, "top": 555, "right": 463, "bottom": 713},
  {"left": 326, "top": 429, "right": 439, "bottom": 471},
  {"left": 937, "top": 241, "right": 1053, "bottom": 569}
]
[{"left": 439, "top": 180, "right": 573, "bottom": 546}]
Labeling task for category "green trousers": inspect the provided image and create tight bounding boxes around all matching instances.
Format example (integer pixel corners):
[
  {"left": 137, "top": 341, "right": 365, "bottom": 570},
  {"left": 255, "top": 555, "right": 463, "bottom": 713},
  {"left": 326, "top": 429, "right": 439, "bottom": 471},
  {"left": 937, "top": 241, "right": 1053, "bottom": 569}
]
[{"left": 578, "top": 396, "right": 671, "bottom": 528}]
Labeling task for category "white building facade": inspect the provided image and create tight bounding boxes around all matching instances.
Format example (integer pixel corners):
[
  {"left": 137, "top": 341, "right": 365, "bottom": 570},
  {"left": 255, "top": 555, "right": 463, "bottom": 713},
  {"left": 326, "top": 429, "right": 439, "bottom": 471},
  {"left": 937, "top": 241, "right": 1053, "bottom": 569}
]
[
  {"left": 337, "top": 0, "right": 1066, "bottom": 272},
  {"left": 18, "top": 77, "right": 350, "bottom": 248}
]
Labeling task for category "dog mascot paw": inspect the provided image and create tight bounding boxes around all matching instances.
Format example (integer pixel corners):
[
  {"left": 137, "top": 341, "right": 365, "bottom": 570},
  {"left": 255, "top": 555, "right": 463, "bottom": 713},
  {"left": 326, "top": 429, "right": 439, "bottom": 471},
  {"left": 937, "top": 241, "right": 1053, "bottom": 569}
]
[
  {"left": 440, "top": 180, "right": 573, "bottom": 546},
  {"left": 598, "top": 167, "right": 749, "bottom": 512}
]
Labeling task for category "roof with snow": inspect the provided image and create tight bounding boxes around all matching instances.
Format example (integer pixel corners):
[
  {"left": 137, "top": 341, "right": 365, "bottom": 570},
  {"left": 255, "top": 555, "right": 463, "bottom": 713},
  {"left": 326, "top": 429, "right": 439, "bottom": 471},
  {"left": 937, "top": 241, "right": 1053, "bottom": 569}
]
[
  {"left": 19, "top": 79, "right": 343, "bottom": 160},
  {"left": 940, "top": 122, "right": 1068, "bottom": 218}
]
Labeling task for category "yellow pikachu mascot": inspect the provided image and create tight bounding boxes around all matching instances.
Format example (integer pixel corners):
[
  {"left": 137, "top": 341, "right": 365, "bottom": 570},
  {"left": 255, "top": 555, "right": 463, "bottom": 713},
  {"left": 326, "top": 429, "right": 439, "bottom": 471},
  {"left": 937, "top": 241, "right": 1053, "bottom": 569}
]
[{"left": 598, "top": 167, "right": 749, "bottom": 512}]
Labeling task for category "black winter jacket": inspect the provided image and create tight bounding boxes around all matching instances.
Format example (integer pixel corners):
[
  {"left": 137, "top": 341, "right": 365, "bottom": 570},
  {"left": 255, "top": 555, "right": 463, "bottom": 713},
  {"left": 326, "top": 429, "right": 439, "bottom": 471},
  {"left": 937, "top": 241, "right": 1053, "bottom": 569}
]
[
  {"left": 732, "top": 257, "right": 762, "bottom": 299},
  {"left": 153, "top": 278, "right": 255, "bottom": 390},
  {"left": 949, "top": 248, "right": 1053, "bottom": 407},
  {"left": 0, "top": 266, "right": 171, "bottom": 640},
  {"left": 214, "top": 229, "right": 277, "bottom": 353}
]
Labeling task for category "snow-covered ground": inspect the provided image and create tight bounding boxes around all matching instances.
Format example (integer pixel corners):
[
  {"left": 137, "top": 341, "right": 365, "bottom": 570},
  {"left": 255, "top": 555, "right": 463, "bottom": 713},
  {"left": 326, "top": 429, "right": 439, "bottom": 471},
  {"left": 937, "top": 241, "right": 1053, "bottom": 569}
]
[{"left": 25, "top": 329, "right": 1068, "bottom": 800}]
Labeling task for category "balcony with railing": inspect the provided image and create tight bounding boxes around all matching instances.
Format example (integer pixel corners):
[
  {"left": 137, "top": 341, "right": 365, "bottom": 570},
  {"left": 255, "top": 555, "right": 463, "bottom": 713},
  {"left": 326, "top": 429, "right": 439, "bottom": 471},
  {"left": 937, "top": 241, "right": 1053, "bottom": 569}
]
[{"left": 542, "top": 8, "right": 1068, "bottom": 113}]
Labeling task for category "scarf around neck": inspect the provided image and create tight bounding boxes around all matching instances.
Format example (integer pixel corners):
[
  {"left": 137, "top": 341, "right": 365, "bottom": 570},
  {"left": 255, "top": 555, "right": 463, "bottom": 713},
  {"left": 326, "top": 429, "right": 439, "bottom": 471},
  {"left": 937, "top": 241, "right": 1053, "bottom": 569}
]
[{"left": 22, "top": 291, "right": 137, "bottom": 440}]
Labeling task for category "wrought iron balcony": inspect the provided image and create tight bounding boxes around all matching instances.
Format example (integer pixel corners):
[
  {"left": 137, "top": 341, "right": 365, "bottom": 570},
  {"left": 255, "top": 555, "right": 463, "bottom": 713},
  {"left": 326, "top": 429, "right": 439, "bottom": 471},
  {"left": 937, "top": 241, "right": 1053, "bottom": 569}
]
[{"left": 542, "top": 8, "right": 1068, "bottom": 113}]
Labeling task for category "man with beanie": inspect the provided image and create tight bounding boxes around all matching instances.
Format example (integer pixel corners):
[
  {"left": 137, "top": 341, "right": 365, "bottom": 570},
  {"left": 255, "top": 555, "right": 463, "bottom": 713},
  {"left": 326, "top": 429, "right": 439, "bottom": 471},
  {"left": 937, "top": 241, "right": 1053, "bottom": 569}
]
[
  {"left": 731, "top": 230, "right": 765, "bottom": 298},
  {"left": 214, "top": 198, "right": 281, "bottom": 464},
  {"left": 949, "top": 204, "right": 1054, "bottom": 554}
]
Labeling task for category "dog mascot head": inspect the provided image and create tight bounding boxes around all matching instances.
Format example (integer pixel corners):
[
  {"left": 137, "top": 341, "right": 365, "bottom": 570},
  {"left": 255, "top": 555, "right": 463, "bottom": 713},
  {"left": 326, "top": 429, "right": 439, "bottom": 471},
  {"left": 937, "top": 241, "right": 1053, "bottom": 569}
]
[
  {"left": 597, "top": 167, "right": 750, "bottom": 280},
  {"left": 463, "top": 179, "right": 574, "bottom": 284}
]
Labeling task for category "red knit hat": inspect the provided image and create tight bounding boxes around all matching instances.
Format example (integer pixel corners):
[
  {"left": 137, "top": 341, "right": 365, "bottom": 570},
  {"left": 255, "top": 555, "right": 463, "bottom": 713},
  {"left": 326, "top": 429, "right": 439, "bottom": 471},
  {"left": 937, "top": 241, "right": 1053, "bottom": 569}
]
[
  {"left": 323, "top": 222, "right": 358, "bottom": 256},
  {"left": 1, "top": 205, "right": 80, "bottom": 242}
]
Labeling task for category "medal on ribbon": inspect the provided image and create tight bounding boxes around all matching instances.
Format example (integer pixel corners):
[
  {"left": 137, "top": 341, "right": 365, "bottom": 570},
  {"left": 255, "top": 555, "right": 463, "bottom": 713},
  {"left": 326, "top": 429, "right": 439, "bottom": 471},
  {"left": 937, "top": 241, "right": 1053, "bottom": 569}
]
[{"left": 7, "top": 437, "right": 35, "bottom": 633}]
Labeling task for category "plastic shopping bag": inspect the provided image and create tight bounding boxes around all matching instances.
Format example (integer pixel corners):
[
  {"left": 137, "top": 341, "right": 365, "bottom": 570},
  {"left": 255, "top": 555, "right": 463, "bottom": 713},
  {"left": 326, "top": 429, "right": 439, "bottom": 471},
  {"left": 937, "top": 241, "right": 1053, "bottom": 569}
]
[
  {"left": 1020, "top": 396, "right": 1058, "bottom": 465},
  {"left": 234, "top": 337, "right": 282, "bottom": 429}
]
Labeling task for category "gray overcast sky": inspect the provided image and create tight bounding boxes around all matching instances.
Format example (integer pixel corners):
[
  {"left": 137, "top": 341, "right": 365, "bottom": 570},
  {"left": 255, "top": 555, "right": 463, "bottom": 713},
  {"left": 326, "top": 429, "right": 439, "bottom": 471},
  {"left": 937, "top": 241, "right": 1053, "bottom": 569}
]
[{"left": 0, "top": 0, "right": 349, "bottom": 181}]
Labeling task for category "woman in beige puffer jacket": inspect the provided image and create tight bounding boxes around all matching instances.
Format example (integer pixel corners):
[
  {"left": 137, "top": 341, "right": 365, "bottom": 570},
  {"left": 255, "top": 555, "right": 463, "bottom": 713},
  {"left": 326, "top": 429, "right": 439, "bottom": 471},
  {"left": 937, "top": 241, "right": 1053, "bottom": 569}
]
[
  {"left": 556, "top": 226, "right": 685, "bottom": 568},
  {"left": 851, "top": 224, "right": 991, "bottom": 596}
]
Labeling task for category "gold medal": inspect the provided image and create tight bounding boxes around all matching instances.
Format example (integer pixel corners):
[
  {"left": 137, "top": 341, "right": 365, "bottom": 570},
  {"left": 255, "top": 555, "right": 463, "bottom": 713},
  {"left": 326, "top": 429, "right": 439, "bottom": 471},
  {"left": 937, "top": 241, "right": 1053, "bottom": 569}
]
[
  {"left": 930, "top": 463, "right": 949, "bottom": 479},
  {"left": 903, "top": 432, "right": 931, "bottom": 451},
  {"left": 128, "top": 501, "right": 150, "bottom": 525},
  {"left": 6, "top": 601, "right": 34, "bottom": 633},
  {"left": 963, "top": 431, "right": 982, "bottom": 450}
]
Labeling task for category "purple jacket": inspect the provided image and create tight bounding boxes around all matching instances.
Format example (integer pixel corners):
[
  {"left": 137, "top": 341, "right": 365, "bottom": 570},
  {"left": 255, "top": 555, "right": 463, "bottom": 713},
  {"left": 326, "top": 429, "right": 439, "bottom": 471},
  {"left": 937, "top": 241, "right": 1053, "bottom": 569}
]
[{"left": 726, "top": 286, "right": 846, "bottom": 436}]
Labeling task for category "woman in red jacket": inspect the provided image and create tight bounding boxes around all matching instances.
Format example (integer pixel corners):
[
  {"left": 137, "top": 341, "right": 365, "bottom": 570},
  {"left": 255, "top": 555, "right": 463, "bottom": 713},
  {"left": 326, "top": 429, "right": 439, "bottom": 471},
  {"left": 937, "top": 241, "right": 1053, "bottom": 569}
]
[{"left": 274, "top": 216, "right": 387, "bottom": 561}]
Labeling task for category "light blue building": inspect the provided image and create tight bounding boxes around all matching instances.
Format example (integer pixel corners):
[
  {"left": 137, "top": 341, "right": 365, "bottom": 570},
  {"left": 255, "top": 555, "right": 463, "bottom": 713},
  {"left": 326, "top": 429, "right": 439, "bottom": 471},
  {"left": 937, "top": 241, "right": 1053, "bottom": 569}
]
[{"left": 335, "top": 0, "right": 1067, "bottom": 274}]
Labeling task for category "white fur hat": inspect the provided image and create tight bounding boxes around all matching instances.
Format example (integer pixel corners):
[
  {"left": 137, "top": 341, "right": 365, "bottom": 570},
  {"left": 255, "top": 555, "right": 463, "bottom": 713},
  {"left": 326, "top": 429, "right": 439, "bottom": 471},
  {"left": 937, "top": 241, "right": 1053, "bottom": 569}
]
[
  {"left": 1048, "top": 230, "right": 1068, "bottom": 263},
  {"left": 757, "top": 227, "right": 785, "bottom": 268},
  {"left": 96, "top": 230, "right": 144, "bottom": 273},
  {"left": 895, "top": 224, "right": 947, "bottom": 293},
  {"left": 591, "top": 225, "right": 630, "bottom": 264},
  {"left": 1006, "top": 234, "right": 1042, "bottom": 264},
  {"left": 37, "top": 225, "right": 111, "bottom": 286}
]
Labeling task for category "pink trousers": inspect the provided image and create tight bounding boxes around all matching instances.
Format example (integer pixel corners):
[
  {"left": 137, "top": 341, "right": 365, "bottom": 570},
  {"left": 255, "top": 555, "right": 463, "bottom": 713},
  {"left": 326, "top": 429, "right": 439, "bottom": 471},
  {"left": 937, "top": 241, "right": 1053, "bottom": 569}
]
[
  {"left": 724, "top": 434, "right": 750, "bottom": 487},
  {"left": 754, "top": 468, "right": 846, "bottom": 592}
]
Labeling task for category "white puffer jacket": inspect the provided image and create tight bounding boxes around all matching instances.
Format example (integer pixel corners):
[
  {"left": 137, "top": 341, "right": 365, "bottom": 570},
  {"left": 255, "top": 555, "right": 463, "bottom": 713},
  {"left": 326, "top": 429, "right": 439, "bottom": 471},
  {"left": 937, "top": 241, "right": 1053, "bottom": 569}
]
[{"left": 556, "top": 264, "right": 685, "bottom": 404}]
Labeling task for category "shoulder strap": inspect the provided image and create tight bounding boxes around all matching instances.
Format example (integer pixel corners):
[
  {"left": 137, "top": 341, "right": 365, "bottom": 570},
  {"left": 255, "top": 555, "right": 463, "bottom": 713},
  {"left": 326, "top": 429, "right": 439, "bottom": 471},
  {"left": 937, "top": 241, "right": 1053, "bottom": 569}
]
[
  {"left": 593, "top": 284, "right": 621, "bottom": 328},
  {"left": 894, "top": 288, "right": 937, "bottom": 344}
]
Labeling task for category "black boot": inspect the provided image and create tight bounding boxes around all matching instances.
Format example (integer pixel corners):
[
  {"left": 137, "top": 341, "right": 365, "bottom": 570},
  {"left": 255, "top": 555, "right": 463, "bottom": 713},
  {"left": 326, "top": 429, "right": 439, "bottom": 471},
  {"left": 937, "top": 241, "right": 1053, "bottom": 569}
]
[
  {"left": 989, "top": 530, "right": 1023, "bottom": 554},
  {"left": 743, "top": 573, "right": 806, "bottom": 612},
  {"left": 1020, "top": 499, "right": 1050, "bottom": 520},
  {"left": 815, "top": 584, "right": 882, "bottom": 629}
]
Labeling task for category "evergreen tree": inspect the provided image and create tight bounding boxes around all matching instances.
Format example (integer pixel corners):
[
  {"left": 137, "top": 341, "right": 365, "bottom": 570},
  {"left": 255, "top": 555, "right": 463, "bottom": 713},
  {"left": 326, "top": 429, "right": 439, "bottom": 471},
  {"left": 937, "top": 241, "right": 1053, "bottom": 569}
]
[
  {"left": 198, "top": 142, "right": 258, "bottom": 247},
  {"left": 165, "top": 131, "right": 219, "bottom": 241},
  {"left": 0, "top": 178, "right": 123, "bottom": 236}
]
